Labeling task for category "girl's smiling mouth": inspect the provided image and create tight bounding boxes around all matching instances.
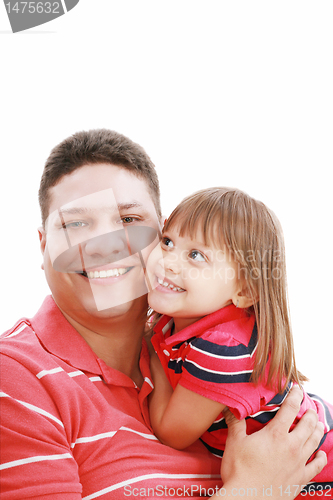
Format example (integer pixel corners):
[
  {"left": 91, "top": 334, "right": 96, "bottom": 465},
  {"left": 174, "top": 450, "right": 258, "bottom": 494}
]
[{"left": 156, "top": 276, "right": 186, "bottom": 293}]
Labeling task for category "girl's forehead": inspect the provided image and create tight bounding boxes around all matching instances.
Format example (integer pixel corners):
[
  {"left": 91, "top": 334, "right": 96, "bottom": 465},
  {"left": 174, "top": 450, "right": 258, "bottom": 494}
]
[{"left": 165, "top": 221, "right": 227, "bottom": 252}]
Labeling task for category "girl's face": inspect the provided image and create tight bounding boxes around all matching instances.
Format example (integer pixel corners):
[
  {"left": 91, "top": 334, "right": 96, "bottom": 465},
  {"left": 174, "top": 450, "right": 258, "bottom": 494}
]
[{"left": 147, "top": 226, "right": 241, "bottom": 332}]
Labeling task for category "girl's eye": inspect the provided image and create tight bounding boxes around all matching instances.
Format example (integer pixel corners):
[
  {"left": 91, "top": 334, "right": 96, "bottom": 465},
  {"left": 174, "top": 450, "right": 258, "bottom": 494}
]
[
  {"left": 63, "top": 221, "right": 87, "bottom": 229},
  {"left": 189, "top": 250, "right": 206, "bottom": 262},
  {"left": 161, "top": 237, "right": 174, "bottom": 248}
]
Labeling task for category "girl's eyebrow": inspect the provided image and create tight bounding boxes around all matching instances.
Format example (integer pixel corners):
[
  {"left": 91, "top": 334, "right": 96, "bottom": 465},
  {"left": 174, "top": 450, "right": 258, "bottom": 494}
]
[{"left": 189, "top": 238, "right": 210, "bottom": 249}]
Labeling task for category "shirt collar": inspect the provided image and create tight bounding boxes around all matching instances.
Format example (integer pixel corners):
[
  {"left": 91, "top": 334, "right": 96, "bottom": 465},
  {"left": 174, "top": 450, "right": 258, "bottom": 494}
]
[
  {"left": 154, "top": 304, "right": 253, "bottom": 345},
  {"left": 29, "top": 295, "right": 103, "bottom": 374},
  {"left": 29, "top": 296, "right": 151, "bottom": 389}
]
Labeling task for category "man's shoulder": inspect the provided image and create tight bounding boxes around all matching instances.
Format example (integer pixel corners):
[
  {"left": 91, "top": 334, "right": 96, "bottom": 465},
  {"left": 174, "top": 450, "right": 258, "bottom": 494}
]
[
  {"left": 1, "top": 319, "right": 35, "bottom": 348},
  {"left": 1, "top": 296, "right": 63, "bottom": 357},
  {"left": 0, "top": 318, "right": 48, "bottom": 369},
  {"left": 0, "top": 296, "right": 57, "bottom": 367}
]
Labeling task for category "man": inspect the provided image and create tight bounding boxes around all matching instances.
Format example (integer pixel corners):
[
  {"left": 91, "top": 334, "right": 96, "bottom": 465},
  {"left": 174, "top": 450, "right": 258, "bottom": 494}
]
[{"left": 0, "top": 129, "right": 326, "bottom": 499}]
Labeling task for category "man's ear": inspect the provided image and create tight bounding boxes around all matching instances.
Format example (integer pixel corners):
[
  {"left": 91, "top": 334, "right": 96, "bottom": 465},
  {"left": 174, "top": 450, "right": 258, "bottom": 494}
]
[
  {"left": 38, "top": 227, "right": 46, "bottom": 270},
  {"left": 159, "top": 215, "right": 167, "bottom": 233},
  {"left": 232, "top": 284, "right": 258, "bottom": 309}
]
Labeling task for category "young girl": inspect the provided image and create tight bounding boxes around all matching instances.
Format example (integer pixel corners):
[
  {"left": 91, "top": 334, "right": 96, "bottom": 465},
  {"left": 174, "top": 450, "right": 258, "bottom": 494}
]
[{"left": 146, "top": 187, "right": 333, "bottom": 487}]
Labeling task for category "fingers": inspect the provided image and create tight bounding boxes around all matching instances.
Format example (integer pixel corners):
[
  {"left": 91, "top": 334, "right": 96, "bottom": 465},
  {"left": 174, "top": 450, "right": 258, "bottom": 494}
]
[
  {"left": 223, "top": 408, "right": 246, "bottom": 438},
  {"left": 268, "top": 386, "right": 302, "bottom": 433},
  {"left": 301, "top": 417, "right": 325, "bottom": 460},
  {"left": 291, "top": 408, "right": 321, "bottom": 449},
  {"left": 289, "top": 410, "right": 326, "bottom": 482},
  {"left": 303, "top": 450, "right": 327, "bottom": 484}
]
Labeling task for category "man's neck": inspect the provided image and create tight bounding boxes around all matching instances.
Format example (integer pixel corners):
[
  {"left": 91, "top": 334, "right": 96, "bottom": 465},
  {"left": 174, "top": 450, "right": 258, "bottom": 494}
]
[{"left": 58, "top": 302, "right": 147, "bottom": 387}]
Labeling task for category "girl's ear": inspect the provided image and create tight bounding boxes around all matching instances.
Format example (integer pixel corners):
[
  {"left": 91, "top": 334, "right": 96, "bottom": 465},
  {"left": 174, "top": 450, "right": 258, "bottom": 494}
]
[{"left": 232, "top": 284, "right": 258, "bottom": 309}]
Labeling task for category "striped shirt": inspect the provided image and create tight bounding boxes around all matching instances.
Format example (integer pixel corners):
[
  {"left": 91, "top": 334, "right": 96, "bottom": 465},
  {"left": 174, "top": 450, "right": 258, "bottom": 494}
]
[
  {"left": 152, "top": 305, "right": 333, "bottom": 486},
  {"left": 0, "top": 296, "right": 222, "bottom": 499}
]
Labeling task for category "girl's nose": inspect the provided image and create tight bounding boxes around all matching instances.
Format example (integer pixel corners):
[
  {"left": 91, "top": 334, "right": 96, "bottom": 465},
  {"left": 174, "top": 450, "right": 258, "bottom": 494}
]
[{"left": 162, "top": 252, "right": 181, "bottom": 275}]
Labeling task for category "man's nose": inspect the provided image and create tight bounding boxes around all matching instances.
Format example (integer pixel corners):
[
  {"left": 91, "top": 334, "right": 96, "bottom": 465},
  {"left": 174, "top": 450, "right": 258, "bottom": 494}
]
[{"left": 83, "top": 229, "right": 128, "bottom": 259}]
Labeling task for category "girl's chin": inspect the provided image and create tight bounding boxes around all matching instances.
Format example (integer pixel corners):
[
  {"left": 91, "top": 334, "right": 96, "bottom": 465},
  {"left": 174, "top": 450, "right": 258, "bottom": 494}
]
[{"left": 148, "top": 298, "right": 173, "bottom": 316}]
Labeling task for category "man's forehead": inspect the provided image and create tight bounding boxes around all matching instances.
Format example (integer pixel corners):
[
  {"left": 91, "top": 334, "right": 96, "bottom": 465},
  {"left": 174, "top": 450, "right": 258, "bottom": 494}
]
[
  {"left": 48, "top": 163, "right": 156, "bottom": 208},
  {"left": 51, "top": 188, "right": 118, "bottom": 215},
  {"left": 56, "top": 187, "right": 151, "bottom": 211},
  {"left": 59, "top": 202, "right": 145, "bottom": 216}
]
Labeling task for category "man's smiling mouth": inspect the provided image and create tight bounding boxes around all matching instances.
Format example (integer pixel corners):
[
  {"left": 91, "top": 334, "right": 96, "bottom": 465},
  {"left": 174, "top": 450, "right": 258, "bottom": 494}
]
[{"left": 77, "top": 267, "right": 134, "bottom": 279}]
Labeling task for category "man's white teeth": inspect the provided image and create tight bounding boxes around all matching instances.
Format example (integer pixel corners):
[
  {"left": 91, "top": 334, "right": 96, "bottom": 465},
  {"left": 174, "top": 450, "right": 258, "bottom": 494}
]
[
  {"left": 87, "top": 268, "right": 128, "bottom": 279},
  {"left": 157, "top": 277, "right": 184, "bottom": 292}
]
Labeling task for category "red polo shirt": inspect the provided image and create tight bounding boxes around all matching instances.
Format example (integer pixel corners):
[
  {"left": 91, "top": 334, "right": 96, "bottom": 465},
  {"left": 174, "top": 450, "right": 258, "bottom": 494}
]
[{"left": 0, "top": 296, "right": 222, "bottom": 499}]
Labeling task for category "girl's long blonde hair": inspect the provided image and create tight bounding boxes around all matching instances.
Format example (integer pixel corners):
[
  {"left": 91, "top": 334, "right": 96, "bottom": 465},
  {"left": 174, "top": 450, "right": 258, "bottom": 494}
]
[{"left": 163, "top": 187, "right": 307, "bottom": 393}]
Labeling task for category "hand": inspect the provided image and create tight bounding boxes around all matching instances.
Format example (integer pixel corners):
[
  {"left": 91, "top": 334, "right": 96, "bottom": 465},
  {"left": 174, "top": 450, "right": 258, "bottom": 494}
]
[{"left": 220, "top": 386, "right": 327, "bottom": 498}]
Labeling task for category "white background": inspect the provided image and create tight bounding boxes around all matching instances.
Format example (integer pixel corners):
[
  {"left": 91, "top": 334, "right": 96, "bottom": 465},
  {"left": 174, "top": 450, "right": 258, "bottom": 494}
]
[{"left": 0, "top": 1, "right": 332, "bottom": 401}]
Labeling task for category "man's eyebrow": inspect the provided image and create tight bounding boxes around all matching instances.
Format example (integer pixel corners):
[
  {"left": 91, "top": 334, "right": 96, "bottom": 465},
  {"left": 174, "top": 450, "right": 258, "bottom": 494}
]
[
  {"left": 58, "top": 207, "right": 91, "bottom": 215},
  {"left": 58, "top": 202, "right": 144, "bottom": 216},
  {"left": 117, "top": 202, "right": 144, "bottom": 211}
]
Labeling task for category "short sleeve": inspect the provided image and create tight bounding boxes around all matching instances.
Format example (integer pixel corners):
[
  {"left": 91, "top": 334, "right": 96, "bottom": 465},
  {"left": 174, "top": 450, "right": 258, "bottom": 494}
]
[
  {"left": 0, "top": 353, "right": 82, "bottom": 499},
  {"left": 177, "top": 332, "right": 261, "bottom": 419}
]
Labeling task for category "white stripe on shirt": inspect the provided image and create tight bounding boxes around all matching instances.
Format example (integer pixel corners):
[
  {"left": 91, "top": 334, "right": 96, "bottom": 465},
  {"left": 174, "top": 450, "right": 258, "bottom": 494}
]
[
  {"left": 190, "top": 342, "right": 258, "bottom": 359},
  {"left": 1, "top": 323, "right": 28, "bottom": 338},
  {"left": 184, "top": 358, "right": 253, "bottom": 376},
  {"left": 36, "top": 367, "right": 64, "bottom": 379},
  {"left": 0, "top": 392, "right": 64, "bottom": 428},
  {"left": 310, "top": 396, "right": 330, "bottom": 432},
  {"left": 71, "top": 426, "right": 159, "bottom": 448},
  {"left": 162, "top": 319, "right": 174, "bottom": 335},
  {"left": 83, "top": 473, "right": 221, "bottom": 500},
  {"left": 0, "top": 453, "right": 72, "bottom": 471}
]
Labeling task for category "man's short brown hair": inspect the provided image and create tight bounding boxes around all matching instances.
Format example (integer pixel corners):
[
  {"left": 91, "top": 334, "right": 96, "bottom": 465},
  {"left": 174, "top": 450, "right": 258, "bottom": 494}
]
[{"left": 39, "top": 129, "right": 161, "bottom": 226}]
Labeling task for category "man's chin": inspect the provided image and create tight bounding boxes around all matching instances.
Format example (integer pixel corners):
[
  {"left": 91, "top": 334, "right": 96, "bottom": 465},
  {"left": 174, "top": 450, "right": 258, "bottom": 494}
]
[
  {"left": 88, "top": 276, "right": 149, "bottom": 313},
  {"left": 83, "top": 299, "right": 138, "bottom": 318},
  {"left": 77, "top": 291, "right": 149, "bottom": 320}
]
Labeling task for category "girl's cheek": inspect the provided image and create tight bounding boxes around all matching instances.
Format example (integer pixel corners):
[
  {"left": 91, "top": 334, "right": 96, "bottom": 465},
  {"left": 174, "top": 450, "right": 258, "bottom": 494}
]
[{"left": 146, "top": 243, "right": 163, "bottom": 272}]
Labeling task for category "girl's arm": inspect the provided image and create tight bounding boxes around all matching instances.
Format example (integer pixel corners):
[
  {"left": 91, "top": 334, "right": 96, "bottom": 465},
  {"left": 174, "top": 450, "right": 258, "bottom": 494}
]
[{"left": 149, "top": 350, "right": 225, "bottom": 449}]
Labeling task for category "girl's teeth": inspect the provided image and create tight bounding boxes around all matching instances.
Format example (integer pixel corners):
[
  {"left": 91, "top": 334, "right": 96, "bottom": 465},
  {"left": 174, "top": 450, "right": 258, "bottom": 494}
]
[
  {"left": 157, "top": 277, "right": 184, "bottom": 292},
  {"left": 87, "top": 268, "right": 128, "bottom": 279}
]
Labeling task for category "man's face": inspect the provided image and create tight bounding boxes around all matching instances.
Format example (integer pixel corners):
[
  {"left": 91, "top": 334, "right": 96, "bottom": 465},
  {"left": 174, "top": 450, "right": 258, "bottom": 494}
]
[{"left": 39, "top": 164, "right": 162, "bottom": 326}]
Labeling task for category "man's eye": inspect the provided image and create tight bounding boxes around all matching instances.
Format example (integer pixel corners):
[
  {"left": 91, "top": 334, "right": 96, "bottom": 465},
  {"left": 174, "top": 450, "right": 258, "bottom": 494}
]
[
  {"left": 189, "top": 250, "right": 206, "bottom": 262},
  {"left": 161, "top": 237, "right": 174, "bottom": 248},
  {"left": 121, "top": 216, "right": 140, "bottom": 224},
  {"left": 63, "top": 221, "right": 87, "bottom": 229}
]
